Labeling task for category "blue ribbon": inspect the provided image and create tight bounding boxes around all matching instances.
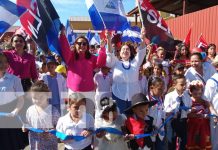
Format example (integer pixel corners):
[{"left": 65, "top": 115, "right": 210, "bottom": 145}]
[{"left": 1, "top": 110, "right": 217, "bottom": 141}]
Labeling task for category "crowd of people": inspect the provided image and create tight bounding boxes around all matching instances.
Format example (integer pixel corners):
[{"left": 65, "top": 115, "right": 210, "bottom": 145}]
[{"left": 0, "top": 26, "right": 217, "bottom": 150}]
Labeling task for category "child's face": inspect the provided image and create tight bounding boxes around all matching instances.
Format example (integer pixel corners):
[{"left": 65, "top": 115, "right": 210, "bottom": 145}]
[
  {"left": 174, "top": 78, "right": 186, "bottom": 93},
  {"left": 32, "top": 92, "right": 49, "bottom": 107},
  {"left": 132, "top": 104, "right": 149, "bottom": 120},
  {"left": 47, "top": 63, "right": 57, "bottom": 73},
  {"left": 153, "top": 65, "right": 162, "bottom": 76},
  {"left": 0, "top": 58, "right": 8, "bottom": 72},
  {"left": 157, "top": 50, "right": 165, "bottom": 60},
  {"left": 150, "top": 82, "right": 164, "bottom": 96},
  {"left": 69, "top": 100, "right": 86, "bottom": 118},
  {"left": 191, "top": 88, "right": 203, "bottom": 99},
  {"left": 101, "top": 67, "right": 110, "bottom": 75},
  {"left": 102, "top": 110, "right": 118, "bottom": 122},
  {"left": 175, "top": 68, "right": 185, "bottom": 76}
]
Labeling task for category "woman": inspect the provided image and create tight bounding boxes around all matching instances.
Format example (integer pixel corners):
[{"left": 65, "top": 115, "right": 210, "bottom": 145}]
[
  {"left": 174, "top": 43, "right": 191, "bottom": 67},
  {"left": 59, "top": 27, "right": 106, "bottom": 115},
  {"left": 206, "top": 43, "right": 216, "bottom": 63},
  {"left": 185, "top": 52, "right": 216, "bottom": 85},
  {"left": 0, "top": 53, "right": 25, "bottom": 150},
  {"left": 3, "top": 34, "right": 38, "bottom": 91},
  {"left": 106, "top": 28, "right": 147, "bottom": 113}
]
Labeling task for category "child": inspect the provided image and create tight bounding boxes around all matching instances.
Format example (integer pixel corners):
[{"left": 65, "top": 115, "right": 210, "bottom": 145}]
[
  {"left": 56, "top": 93, "right": 94, "bottom": 150},
  {"left": 187, "top": 80, "right": 212, "bottom": 149},
  {"left": 164, "top": 74, "right": 192, "bottom": 150},
  {"left": 139, "top": 66, "right": 148, "bottom": 95},
  {"left": 150, "top": 62, "right": 168, "bottom": 93},
  {"left": 41, "top": 59, "right": 67, "bottom": 115},
  {"left": 93, "top": 66, "right": 112, "bottom": 103},
  {"left": 95, "top": 97, "right": 129, "bottom": 150},
  {"left": 147, "top": 77, "right": 166, "bottom": 149},
  {"left": 24, "top": 81, "right": 59, "bottom": 150},
  {"left": 125, "top": 93, "right": 157, "bottom": 150}
]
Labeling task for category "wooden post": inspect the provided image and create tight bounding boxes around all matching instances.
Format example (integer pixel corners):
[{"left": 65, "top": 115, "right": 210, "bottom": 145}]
[{"left": 183, "top": 0, "right": 186, "bottom": 15}]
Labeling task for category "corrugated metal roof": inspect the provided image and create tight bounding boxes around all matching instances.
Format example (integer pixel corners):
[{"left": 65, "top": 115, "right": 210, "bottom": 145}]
[{"left": 166, "top": 5, "right": 218, "bottom": 49}]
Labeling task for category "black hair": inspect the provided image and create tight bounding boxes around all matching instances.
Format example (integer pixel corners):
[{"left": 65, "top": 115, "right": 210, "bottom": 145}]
[
  {"left": 190, "top": 52, "right": 203, "bottom": 60},
  {"left": 176, "top": 43, "right": 190, "bottom": 59},
  {"left": 119, "top": 42, "right": 135, "bottom": 61},
  {"left": 206, "top": 43, "right": 216, "bottom": 57},
  {"left": 172, "top": 74, "right": 186, "bottom": 84},
  {"left": 10, "top": 34, "right": 27, "bottom": 50},
  {"left": 148, "top": 76, "right": 164, "bottom": 92},
  {"left": 74, "top": 36, "right": 91, "bottom": 60}
]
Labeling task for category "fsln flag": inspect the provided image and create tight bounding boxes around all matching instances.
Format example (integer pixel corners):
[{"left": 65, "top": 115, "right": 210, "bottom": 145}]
[
  {"left": 121, "top": 23, "right": 141, "bottom": 43},
  {"left": 85, "top": 0, "right": 128, "bottom": 31},
  {"left": 183, "top": 27, "right": 192, "bottom": 47},
  {"left": 138, "top": 0, "right": 174, "bottom": 51},
  {"left": 0, "top": 0, "right": 26, "bottom": 34},
  {"left": 90, "top": 32, "right": 100, "bottom": 45},
  {"left": 17, "top": 0, "right": 62, "bottom": 56},
  {"left": 196, "top": 34, "right": 208, "bottom": 49}
]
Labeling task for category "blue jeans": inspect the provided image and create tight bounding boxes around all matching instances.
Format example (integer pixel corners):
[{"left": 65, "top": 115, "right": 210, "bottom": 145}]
[{"left": 112, "top": 93, "right": 131, "bottom": 114}]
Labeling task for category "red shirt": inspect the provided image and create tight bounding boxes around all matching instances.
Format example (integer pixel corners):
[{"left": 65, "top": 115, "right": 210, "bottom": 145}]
[{"left": 3, "top": 50, "right": 38, "bottom": 80}]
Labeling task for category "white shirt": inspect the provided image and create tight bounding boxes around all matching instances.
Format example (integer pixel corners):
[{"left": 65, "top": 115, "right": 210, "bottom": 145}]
[
  {"left": 147, "top": 95, "right": 165, "bottom": 141},
  {"left": 164, "top": 89, "right": 192, "bottom": 118},
  {"left": 204, "top": 72, "right": 218, "bottom": 111},
  {"left": 0, "top": 73, "right": 24, "bottom": 105},
  {"left": 93, "top": 71, "right": 112, "bottom": 96},
  {"left": 185, "top": 62, "right": 216, "bottom": 85},
  {"left": 139, "top": 75, "right": 148, "bottom": 95},
  {"left": 106, "top": 46, "right": 146, "bottom": 101},
  {"left": 26, "top": 105, "right": 59, "bottom": 129},
  {"left": 56, "top": 112, "right": 94, "bottom": 150}
]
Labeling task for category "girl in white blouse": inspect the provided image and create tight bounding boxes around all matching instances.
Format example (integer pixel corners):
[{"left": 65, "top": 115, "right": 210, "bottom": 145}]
[{"left": 106, "top": 28, "right": 147, "bottom": 113}]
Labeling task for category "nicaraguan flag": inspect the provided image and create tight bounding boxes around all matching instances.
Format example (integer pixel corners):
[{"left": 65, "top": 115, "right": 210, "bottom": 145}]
[
  {"left": 66, "top": 20, "right": 77, "bottom": 45},
  {"left": 121, "top": 24, "right": 141, "bottom": 43},
  {"left": 86, "top": 30, "right": 93, "bottom": 42},
  {"left": 0, "top": 0, "right": 26, "bottom": 34},
  {"left": 85, "top": 0, "right": 128, "bottom": 31},
  {"left": 90, "top": 32, "right": 100, "bottom": 45}
]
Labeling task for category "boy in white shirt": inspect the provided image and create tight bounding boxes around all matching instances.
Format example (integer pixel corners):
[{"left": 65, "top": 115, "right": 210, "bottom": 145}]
[
  {"left": 164, "top": 74, "right": 192, "bottom": 150},
  {"left": 56, "top": 93, "right": 94, "bottom": 150}
]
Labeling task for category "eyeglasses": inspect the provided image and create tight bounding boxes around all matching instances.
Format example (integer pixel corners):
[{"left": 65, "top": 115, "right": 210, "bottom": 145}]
[{"left": 76, "top": 42, "right": 87, "bottom": 46}]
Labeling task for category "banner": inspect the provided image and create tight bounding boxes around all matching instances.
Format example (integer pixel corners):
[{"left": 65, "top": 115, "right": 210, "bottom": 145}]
[{"left": 138, "top": 0, "right": 174, "bottom": 51}]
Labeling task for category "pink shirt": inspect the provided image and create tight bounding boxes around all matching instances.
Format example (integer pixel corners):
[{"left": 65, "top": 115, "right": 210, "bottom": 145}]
[
  {"left": 59, "top": 34, "right": 106, "bottom": 92},
  {"left": 3, "top": 50, "right": 38, "bottom": 80}
]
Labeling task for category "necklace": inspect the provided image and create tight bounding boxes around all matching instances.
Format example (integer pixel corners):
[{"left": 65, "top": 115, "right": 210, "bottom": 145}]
[{"left": 122, "top": 60, "right": 131, "bottom": 70}]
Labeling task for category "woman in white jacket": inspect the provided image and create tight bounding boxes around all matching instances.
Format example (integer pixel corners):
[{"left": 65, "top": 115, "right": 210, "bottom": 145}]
[{"left": 106, "top": 28, "right": 147, "bottom": 113}]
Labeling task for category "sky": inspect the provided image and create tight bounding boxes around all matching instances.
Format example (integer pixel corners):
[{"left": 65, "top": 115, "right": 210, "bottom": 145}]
[{"left": 10, "top": 0, "right": 136, "bottom": 26}]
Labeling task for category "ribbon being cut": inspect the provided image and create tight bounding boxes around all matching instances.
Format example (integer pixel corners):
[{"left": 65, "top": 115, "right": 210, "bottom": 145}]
[{"left": 1, "top": 106, "right": 214, "bottom": 141}]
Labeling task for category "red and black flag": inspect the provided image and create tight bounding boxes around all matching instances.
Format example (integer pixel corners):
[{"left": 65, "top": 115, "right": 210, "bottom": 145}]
[
  {"left": 16, "top": 0, "right": 61, "bottom": 55},
  {"left": 138, "top": 0, "right": 174, "bottom": 53}
]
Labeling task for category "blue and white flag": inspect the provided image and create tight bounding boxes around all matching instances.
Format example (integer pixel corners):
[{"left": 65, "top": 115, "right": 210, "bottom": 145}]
[
  {"left": 66, "top": 20, "right": 77, "bottom": 45},
  {"left": 0, "top": 0, "right": 26, "bottom": 34},
  {"left": 85, "top": 0, "right": 128, "bottom": 31},
  {"left": 90, "top": 32, "right": 100, "bottom": 45},
  {"left": 121, "top": 24, "right": 141, "bottom": 43},
  {"left": 86, "top": 29, "right": 93, "bottom": 42}
]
